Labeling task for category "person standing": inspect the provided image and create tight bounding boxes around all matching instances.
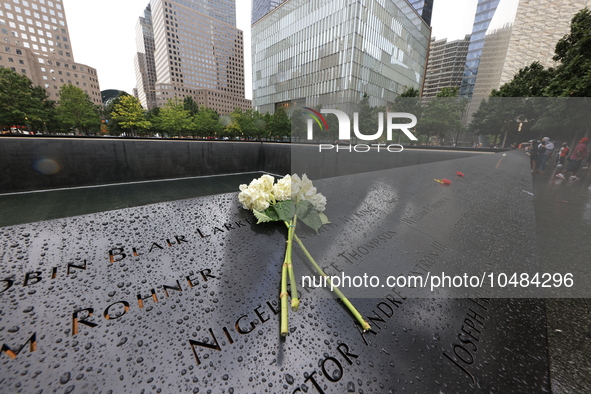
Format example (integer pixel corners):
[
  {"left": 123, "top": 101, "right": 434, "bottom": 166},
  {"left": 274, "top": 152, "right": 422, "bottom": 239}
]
[
  {"left": 583, "top": 150, "right": 591, "bottom": 170},
  {"left": 556, "top": 137, "right": 589, "bottom": 180},
  {"left": 556, "top": 142, "right": 569, "bottom": 167},
  {"left": 536, "top": 137, "right": 554, "bottom": 173},
  {"left": 529, "top": 140, "right": 540, "bottom": 172}
]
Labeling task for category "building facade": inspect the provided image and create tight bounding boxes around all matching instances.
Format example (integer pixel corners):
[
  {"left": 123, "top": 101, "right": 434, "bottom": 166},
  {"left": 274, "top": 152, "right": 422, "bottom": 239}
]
[
  {"left": 252, "top": 0, "right": 286, "bottom": 25},
  {"left": 472, "top": 0, "right": 591, "bottom": 99},
  {"left": 459, "top": 0, "right": 500, "bottom": 99},
  {"left": 134, "top": 0, "right": 250, "bottom": 113},
  {"left": 134, "top": 4, "right": 157, "bottom": 110},
  {"left": 422, "top": 35, "right": 470, "bottom": 98},
  {"left": 251, "top": 0, "right": 431, "bottom": 114},
  {"left": 0, "top": 0, "right": 102, "bottom": 105},
  {"left": 409, "top": 0, "right": 434, "bottom": 26}
]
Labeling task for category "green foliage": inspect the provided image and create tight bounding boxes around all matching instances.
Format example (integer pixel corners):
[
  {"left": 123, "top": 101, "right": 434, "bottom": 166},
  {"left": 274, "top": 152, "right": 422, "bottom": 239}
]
[
  {"left": 268, "top": 106, "right": 291, "bottom": 139},
  {"left": 57, "top": 84, "right": 100, "bottom": 133},
  {"left": 226, "top": 108, "right": 265, "bottom": 140},
  {"left": 110, "top": 95, "right": 151, "bottom": 135},
  {"left": 104, "top": 91, "right": 131, "bottom": 135},
  {"left": 473, "top": 8, "right": 591, "bottom": 142},
  {"left": 356, "top": 94, "right": 381, "bottom": 142},
  {"left": 547, "top": 8, "right": 591, "bottom": 97},
  {"left": 183, "top": 96, "right": 200, "bottom": 116},
  {"left": 493, "top": 8, "right": 591, "bottom": 98},
  {"left": 145, "top": 106, "right": 163, "bottom": 135},
  {"left": 420, "top": 88, "right": 467, "bottom": 143},
  {"left": 254, "top": 199, "right": 325, "bottom": 233},
  {"left": 0, "top": 68, "right": 53, "bottom": 130},
  {"left": 290, "top": 109, "right": 306, "bottom": 141},
  {"left": 491, "top": 62, "right": 552, "bottom": 97},
  {"left": 193, "top": 107, "right": 222, "bottom": 137},
  {"left": 469, "top": 97, "right": 524, "bottom": 136},
  {"left": 157, "top": 98, "right": 193, "bottom": 137},
  {"left": 392, "top": 87, "right": 423, "bottom": 143}
]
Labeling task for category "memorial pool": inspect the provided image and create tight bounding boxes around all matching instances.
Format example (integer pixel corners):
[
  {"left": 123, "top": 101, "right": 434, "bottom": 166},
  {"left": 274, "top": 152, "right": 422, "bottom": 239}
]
[{"left": 0, "top": 172, "right": 269, "bottom": 227}]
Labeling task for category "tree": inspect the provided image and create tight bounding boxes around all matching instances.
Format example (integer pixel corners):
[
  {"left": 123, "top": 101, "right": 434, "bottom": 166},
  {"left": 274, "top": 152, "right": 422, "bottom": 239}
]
[
  {"left": 491, "top": 8, "right": 591, "bottom": 98},
  {"left": 392, "top": 87, "right": 423, "bottom": 143},
  {"left": 104, "top": 91, "right": 131, "bottom": 135},
  {"left": 356, "top": 94, "right": 378, "bottom": 143},
  {"left": 146, "top": 106, "right": 163, "bottom": 136},
  {"left": 157, "top": 97, "right": 193, "bottom": 137},
  {"left": 268, "top": 106, "right": 291, "bottom": 140},
  {"left": 56, "top": 84, "right": 100, "bottom": 133},
  {"left": 420, "top": 87, "right": 467, "bottom": 145},
  {"left": 110, "top": 95, "right": 151, "bottom": 136},
  {"left": 491, "top": 62, "right": 552, "bottom": 98},
  {"left": 227, "top": 108, "right": 261, "bottom": 140},
  {"left": 468, "top": 97, "right": 526, "bottom": 146},
  {"left": 546, "top": 8, "right": 591, "bottom": 97},
  {"left": 193, "top": 107, "right": 223, "bottom": 137},
  {"left": 478, "top": 8, "right": 591, "bottom": 143},
  {"left": 290, "top": 109, "right": 306, "bottom": 142},
  {"left": 0, "top": 68, "right": 51, "bottom": 130},
  {"left": 183, "top": 96, "right": 200, "bottom": 116}
]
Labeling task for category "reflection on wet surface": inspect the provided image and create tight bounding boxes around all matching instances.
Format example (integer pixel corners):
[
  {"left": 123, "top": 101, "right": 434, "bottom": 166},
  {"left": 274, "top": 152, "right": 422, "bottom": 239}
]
[
  {"left": 530, "top": 158, "right": 591, "bottom": 393},
  {"left": 0, "top": 172, "right": 267, "bottom": 227}
]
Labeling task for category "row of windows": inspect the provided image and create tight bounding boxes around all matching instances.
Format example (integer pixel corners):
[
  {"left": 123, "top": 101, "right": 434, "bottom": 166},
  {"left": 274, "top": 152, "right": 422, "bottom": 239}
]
[
  {"left": 0, "top": 64, "right": 24, "bottom": 73},
  {"left": 5, "top": 0, "right": 62, "bottom": 10},
  {"left": 1, "top": 8, "right": 63, "bottom": 21},
  {"left": 2, "top": 56, "right": 24, "bottom": 63}
]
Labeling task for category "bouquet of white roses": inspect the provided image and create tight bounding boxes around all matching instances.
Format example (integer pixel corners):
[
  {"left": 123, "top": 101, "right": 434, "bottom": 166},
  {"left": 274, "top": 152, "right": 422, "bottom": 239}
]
[{"left": 238, "top": 174, "right": 370, "bottom": 336}]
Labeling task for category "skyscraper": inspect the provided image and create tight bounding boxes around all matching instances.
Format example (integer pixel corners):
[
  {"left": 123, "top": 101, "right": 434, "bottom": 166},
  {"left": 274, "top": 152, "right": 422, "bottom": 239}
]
[
  {"left": 251, "top": 0, "right": 430, "bottom": 114},
  {"left": 409, "top": 0, "right": 434, "bottom": 26},
  {"left": 252, "top": 0, "right": 286, "bottom": 25},
  {"left": 134, "top": 4, "right": 157, "bottom": 110},
  {"left": 135, "top": 0, "right": 250, "bottom": 113},
  {"left": 422, "top": 35, "right": 471, "bottom": 98},
  {"left": 459, "top": 0, "right": 500, "bottom": 99},
  {"left": 472, "top": 0, "right": 591, "bottom": 99},
  {"left": 0, "top": 0, "right": 102, "bottom": 105}
]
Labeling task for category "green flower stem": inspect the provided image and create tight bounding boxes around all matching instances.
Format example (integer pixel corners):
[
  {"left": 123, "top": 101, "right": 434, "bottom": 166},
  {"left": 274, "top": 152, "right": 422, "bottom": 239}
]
[
  {"left": 280, "top": 250, "right": 289, "bottom": 336},
  {"left": 285, "top": 217, "right": 299, "bottom": 311},
  {"left": 292, "top": 233, "right": 371, "bottom": 332}
]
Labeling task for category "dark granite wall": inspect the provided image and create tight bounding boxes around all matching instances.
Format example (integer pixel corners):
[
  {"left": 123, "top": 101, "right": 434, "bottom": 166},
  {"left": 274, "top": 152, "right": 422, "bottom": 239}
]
[{"left": 0, "top": 137, "right": 488, "bottom": 193}]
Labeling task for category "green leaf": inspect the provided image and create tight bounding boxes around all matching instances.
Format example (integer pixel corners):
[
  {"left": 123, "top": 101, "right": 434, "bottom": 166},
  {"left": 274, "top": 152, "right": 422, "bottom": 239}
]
[
  {"left": 298, "top": 209, "right": 324, "bottom": 233},
  {"left": 295, "top": 200, "right": 314, "bottom": 218},
  {"left": 253, "top": 208, "right": 279, "bottom": 224},
  {"left": 318, "top": 212, "right": 330, "bottom": 225},
  {"left": 272, "top": 200, "right": 295, "bottom": 222}
]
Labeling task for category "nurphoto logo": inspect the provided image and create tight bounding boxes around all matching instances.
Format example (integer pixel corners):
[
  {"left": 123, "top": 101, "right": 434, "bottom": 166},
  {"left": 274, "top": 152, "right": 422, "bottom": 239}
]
[{"left": 304, "top": 108, "right": 418, "bottom": 152}]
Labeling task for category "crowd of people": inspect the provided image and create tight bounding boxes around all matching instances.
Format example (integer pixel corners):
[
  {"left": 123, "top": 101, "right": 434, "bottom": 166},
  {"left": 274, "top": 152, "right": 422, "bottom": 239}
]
[{"left": 527, "top": 137, "right": 590, "bottom": 180}]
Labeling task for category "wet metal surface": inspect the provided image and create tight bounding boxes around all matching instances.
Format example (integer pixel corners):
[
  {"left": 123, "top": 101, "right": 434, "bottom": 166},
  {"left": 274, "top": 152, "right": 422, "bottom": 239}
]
[
  {"left": 530, "top": 160, "right": 591, "bottom": 393},
  {"left": 0, "top": 172, "right": 267, "bottom": 228},
  {"left": 0, "top": 152, "right": 554, "bottom": 392}
]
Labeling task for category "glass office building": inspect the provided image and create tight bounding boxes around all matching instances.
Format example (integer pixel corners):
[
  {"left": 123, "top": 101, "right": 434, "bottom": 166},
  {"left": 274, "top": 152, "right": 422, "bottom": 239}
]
[
  {"left": 409, "top": 0, "right": 434, "bottom": 26},
  {"left": 459, "top": 0, "right": 500, "bottom": 99},
  {"left": 134, "top": 0, "right": 250, "bottom": 113},
  {"left": 251, "top": 0, "right": 431, "bottom": 114},
  {"left": 252, "top": 0, "right": 286, "bottom": 24}
]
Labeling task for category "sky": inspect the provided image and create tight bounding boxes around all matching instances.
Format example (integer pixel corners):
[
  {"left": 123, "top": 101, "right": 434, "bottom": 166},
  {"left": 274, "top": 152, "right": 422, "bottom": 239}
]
[{"left": 62, "top": 0, "right": 478, "bottom": 101}]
